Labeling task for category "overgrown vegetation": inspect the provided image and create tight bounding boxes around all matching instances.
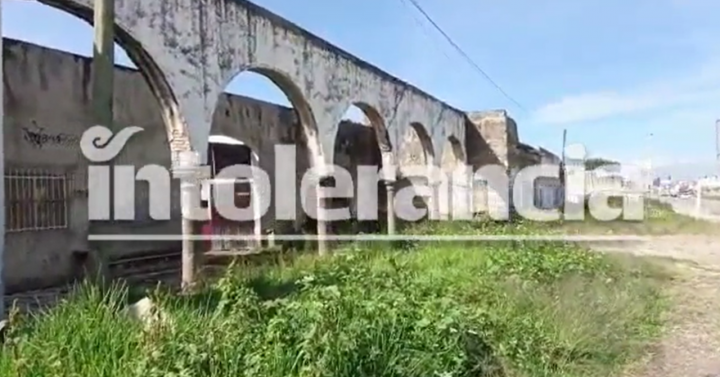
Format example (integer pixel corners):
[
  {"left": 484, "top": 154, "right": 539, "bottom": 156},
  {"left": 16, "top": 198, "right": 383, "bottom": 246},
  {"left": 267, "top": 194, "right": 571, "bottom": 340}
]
[
  {"left": 0, "top": 221, "right": 672, "bottom": 377},
  {"left": 555, "top": 197, "right": 717, "bottom": 235}
]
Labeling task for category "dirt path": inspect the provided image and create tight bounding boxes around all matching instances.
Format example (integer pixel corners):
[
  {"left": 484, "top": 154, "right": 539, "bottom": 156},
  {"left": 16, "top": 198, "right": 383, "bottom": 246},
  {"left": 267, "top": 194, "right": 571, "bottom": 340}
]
[{"left": 597, "top": 236, "right": 720, "bottom": 377}]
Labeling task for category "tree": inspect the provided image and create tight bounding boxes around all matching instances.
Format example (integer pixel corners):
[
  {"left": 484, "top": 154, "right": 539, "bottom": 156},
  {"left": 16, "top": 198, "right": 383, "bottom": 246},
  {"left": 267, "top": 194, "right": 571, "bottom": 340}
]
[{"left": 584, "top": 157, "right": 618, "bottom": 171}]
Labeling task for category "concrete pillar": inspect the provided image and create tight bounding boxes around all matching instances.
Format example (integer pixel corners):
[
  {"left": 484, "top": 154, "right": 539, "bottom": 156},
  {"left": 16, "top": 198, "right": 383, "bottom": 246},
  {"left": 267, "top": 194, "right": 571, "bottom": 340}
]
[
  {"left": 250, "top": 156, "right": 261, "bottom": 249},
  {"left": 251, "top": 178, "right": 262, "bottom": 249},
  {"left": 172, "top": 150, "right": 205, "bottom": 292},
  {"left": 316, "top": 176, "right": 331, "bottom": 256},
  {"left": 428, "top": 180, "right": 441, "bottom": 220},
  {"left": 180, "top": 180, "right": 198, "bottom": 291},
  {"left": 381, "top": 156, "right": 397, "bottom": 235},
  {"left": 451, "top": 174, "right": 472, "bottom": 220},
  {"left": 385, "top": 180, "right": 396, "bottom": 235},
  {"left": 267, "top": 228, "right": 276, "bottom": 248},
  {"left": 89, "top": 0, "right": 116, "bottom": 285},
  {"left": 350, "top": 199, "right": 360, "bottom": 234}
]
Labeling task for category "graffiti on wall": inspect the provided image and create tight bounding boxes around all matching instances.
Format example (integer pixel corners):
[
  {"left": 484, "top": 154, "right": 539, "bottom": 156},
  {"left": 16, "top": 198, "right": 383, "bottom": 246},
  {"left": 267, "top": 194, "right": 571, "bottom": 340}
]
[{"left": 22, "top": 121, "right": 80, "bottom": 149}]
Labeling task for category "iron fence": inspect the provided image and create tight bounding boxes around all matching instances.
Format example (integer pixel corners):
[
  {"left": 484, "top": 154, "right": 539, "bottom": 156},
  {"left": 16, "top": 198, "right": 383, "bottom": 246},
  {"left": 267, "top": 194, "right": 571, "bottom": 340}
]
[{"left": 5, "top": 169, "right": 69, "bottom": 232}]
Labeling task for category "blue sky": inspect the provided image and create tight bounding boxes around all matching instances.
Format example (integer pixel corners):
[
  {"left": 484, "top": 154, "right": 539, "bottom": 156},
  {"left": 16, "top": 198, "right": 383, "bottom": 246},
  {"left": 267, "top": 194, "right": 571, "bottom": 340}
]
[{"left": 4, "top": 0, "right": 720, "bottom": 177}]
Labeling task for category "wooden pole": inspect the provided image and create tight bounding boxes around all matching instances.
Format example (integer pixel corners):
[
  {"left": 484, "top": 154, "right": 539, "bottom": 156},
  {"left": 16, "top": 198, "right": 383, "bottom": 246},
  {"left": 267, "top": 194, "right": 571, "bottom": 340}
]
[{"left": 90, "top": 0, "right": 115, "bottom": 283}]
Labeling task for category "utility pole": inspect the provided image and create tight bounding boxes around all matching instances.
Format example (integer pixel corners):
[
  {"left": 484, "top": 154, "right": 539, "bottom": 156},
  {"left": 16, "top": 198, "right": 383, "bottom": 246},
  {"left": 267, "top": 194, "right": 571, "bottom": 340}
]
[
  {"left": 715, "top": 120, "right": 719, "bottom": 162},
  {"left": 644, "top": 132, "right": 653, "bottom": 193},
  {"left": 90, "top": 0, "right": 115, "bottom": 283},
  {"left": 0, "top": 0, "right": 6, "bottom": 321},
  {"left": 561, "top": 129, "right": 567, "bottom": 164},
  {"left": 559, "top": 129, "right": 567, "bottom": 212}
]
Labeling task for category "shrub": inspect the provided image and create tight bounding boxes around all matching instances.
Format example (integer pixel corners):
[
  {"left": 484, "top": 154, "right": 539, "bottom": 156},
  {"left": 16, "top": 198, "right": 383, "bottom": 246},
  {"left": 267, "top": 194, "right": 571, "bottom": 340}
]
[{"left": 0, "top": 222, "right": 669, "bottom": 377}]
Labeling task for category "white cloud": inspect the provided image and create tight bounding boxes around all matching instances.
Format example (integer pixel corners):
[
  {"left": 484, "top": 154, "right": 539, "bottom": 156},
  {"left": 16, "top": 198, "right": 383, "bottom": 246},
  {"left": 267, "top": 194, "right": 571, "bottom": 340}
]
[{"left": 532, "top": 55, "right": 720, "bottom": 125}]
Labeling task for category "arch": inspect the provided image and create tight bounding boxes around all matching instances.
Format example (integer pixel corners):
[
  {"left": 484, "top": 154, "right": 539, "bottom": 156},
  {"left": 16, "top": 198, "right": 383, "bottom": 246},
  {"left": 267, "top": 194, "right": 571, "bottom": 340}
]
[
  {"left": 346, "top": 102, "right": 393, "bottom": 152},
  {"left": 218, "top": 65, "right": 322, "bottom": 166},
  {"left": 329, "top": 102, "right": 390, "bottom": 235},
  {"left": 35, "top": 0, "right": 188, "bottom": 149},
  {"left": 210, "top": 66, "right": 321, "bottom": 239},
  {"left": 437, "top": 136, "right": 469, "bottom": 219},
  {"left": 448, "top": 135, "right": 466, "bottom": 165},
  {"left": 405, "top": 122, "right": 435, "bottom": 165},
  {"left": 393, "top": 122, "right": 436, "bottom": 220}
]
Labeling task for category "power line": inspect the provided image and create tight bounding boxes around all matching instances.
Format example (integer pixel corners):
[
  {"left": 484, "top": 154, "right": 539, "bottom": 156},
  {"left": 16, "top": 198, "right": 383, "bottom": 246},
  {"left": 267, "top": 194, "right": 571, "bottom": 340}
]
[
  {"left": 400, "top": 0, "right": 526, "bottom": 112},
  {"left": 399, "top": 0, "right": 456, "bottom": 66}
]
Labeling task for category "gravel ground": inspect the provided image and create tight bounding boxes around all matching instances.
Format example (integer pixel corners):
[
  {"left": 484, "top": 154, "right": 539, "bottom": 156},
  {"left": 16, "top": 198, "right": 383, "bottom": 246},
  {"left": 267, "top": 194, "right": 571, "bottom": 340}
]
[
  {"left": 600, "top": 235, "right": 720, "bottom": 376},
  {"left": 603, "top": 196, "right": 720, "bottom": 376}
]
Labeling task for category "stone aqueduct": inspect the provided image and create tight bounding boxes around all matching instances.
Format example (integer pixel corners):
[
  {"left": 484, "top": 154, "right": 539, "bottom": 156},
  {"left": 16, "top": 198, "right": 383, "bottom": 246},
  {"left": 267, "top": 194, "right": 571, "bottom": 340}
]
[
  {"left": 0, "top": 0, "right": 560, "bottom": 292},
  {"left": 33, "top": 0, "right": 493, "bottom": 242},
  {"left": 40, "top": 0, "right": 468, "bottom": 171},
  {"left": 0, "top": 0, "right": 550, "bottom": 291}
]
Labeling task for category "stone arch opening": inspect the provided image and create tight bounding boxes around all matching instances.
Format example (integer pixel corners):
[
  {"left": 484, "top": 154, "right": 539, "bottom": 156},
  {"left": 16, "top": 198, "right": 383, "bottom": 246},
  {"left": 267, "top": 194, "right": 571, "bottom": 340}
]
[
  {"left": 442, "top": 136, "right": 466, "bottom": 170},
  {"left": 241, "top": 66, "right": 322, "bottom": 163},
  {"left": 441, "top": 136, "right": 468, "bottom": 219},
  {"left": 396, "top": 122, "right": 436, "bottom": 223},
  {"left": 329, "top": 103, "right": 389, "bottom": 235},
  {"left": 409, "top": 122, "right": 435, "bottom": 163},
  {"left": 21, "top": 0, "right": 187, "bottom": 145},
  {"left": 200, "top": 135, "right": 263, "bottom": 253},
  {"left": 344, "top": 102, "right": 393, "bottom": 152},
  {"left": 209, "top": 67, "right": 317, "bottom": 247}
]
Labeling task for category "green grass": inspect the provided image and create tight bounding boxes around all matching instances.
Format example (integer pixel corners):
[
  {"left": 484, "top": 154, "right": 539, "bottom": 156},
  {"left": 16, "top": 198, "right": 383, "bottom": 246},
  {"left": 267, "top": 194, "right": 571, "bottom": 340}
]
[
  {"left": 533, "top": 198, "right": 718, "bottom": 236},
  {"left": 0, "top": 221, "right": 672, "bottom": 377}
]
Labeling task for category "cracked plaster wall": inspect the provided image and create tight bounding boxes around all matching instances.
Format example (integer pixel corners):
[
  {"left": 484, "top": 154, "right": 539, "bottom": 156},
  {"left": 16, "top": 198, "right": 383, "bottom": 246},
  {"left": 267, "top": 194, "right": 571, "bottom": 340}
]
[{"left": 466, "top": 110, "right": 517, "bottom": 215}]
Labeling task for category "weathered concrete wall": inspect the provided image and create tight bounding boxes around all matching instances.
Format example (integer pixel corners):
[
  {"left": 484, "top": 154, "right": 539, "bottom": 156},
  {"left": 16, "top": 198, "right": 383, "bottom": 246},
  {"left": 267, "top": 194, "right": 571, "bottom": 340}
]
[
  {"left": 465, "top": 111, "right": 562, "bottom": 216},
  {"left": 3, "top": 37, "right": 533, "bottom": 291},
  {"left": 515, "top": 145, "right": 564, "bottom": 211},
  {"left": 2, "top": 39, "right": 387, "bottom": 292},
  {"left": 41, "top": 0, "right": 467, "bottom": 174},
  {"left": 513, "top": 143, "right": 542, "bottom": 211},
  {"left": 467, "top": 110, "right": 512, "bottom": 169},
  {"left": 5, "top": 38, "right": 107, "bottom": 291},
  {"left": 466, "top": 111, "right": 515, "bottom": 215}
]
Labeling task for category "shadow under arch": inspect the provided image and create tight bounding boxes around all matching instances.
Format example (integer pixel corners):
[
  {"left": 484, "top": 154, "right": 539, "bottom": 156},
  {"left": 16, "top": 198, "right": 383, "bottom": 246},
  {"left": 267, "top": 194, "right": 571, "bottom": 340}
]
[
  {"left": 210, "top": 65, "right": 320, "bottom": 243},
  {"left": 439, "top": 136, "right": 469, "bottom": 219},
  {"left": 330, "top": 103, "right": 390, "bottom": 236},
  {"left": 444, "top": 135, "right": 466, "bottom": 167},
  {"left": 464, "top": 117, "right": 508, "bottom": 217},
  {"left": 37, "top": 0, "right": 185, "bottom": 145},
  {"left": 409, "top": 122, "right": 435, "bottom": 164},
  {"left": 394, "top": 122, "right": 437, "bottom": 225}
]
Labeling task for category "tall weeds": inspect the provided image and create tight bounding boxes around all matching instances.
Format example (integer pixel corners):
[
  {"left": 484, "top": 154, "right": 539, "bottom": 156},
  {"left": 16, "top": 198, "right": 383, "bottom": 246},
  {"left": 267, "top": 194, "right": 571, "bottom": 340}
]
[{"left": 0, "top": 221, "right": 670, "bottom": 377}]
